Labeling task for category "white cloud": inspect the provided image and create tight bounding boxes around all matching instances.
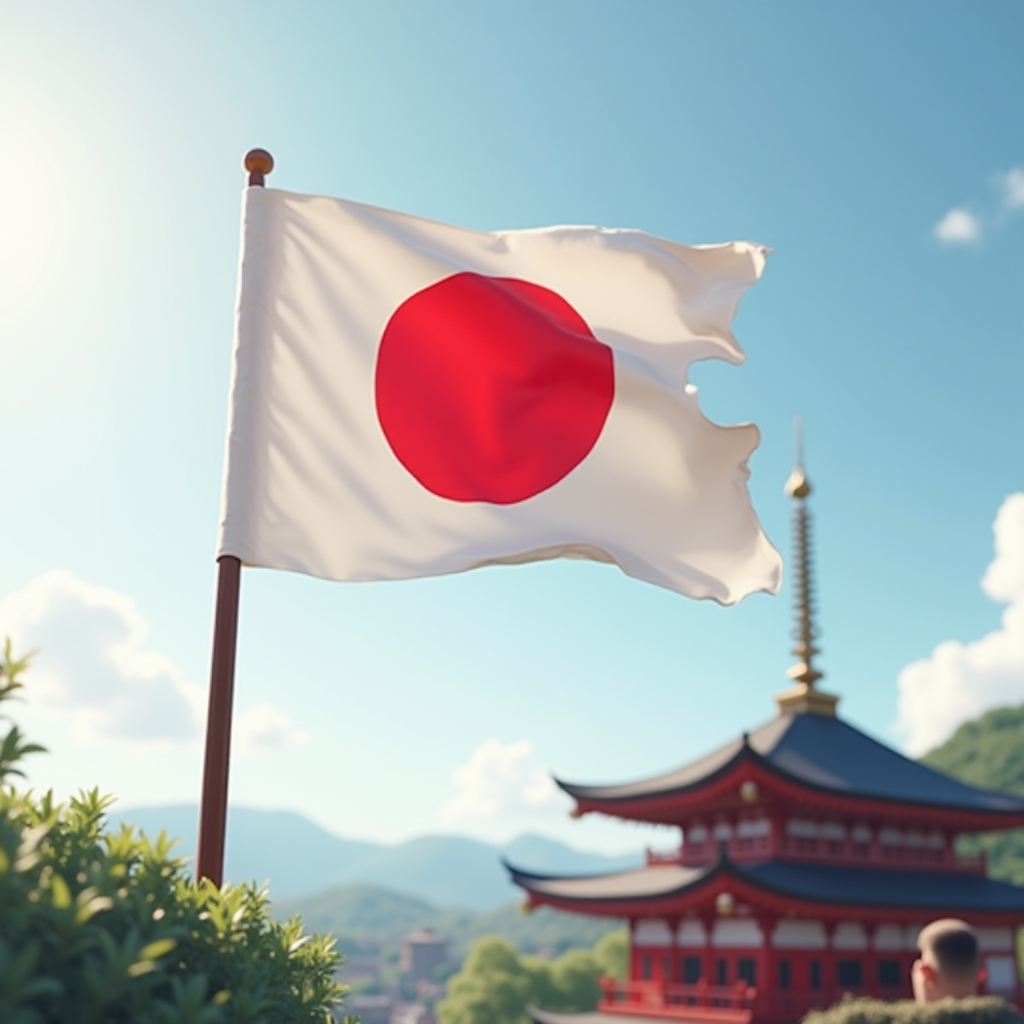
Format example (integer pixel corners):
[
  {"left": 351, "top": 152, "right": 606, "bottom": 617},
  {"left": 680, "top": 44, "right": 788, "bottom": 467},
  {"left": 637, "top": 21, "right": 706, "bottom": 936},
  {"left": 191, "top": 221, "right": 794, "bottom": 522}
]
[
  {"left": 933, "top": 208, "right": 981, "bottom": 244},
  {"left": 896, "top": 494, "right": 1024, "bottom": 756},
  {"left": 236, "top": 702, "right": 308, "bottom": 754},
  {"left": 997, "top": 166, "right": 1024, "bottom": 211},
  {"left": 0, "top": 572, "right": 304, "bottom": 754},
  {"left": 934, "top": 165, "right": 1024, "bottom": 246},
  {"left": 442, "top": 738, "right": 565, "bottom": 820},
  {"left": 0, "top": 571, "right": 201, "bottom": 742}
]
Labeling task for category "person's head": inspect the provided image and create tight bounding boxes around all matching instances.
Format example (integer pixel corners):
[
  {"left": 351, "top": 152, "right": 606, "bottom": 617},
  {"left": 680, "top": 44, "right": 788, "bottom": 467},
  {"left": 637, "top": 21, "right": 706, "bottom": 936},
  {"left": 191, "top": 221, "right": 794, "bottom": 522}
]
[{"left": 911, "top": 918, "right": 982, "bottom": 1004}]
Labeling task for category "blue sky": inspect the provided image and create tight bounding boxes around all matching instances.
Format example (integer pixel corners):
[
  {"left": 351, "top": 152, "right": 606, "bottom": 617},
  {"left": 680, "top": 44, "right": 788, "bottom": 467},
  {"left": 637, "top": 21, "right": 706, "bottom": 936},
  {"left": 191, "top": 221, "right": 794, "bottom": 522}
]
[{"left": 1, "top": 1, "right": 1022, "bottom": 858}]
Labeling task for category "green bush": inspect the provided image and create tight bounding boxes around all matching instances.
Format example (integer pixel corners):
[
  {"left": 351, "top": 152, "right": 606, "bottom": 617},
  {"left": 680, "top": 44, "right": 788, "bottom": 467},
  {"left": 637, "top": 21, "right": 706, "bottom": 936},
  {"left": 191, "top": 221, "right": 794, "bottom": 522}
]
[
  {"left": 592, "top": 930, "right": 628, "bottom": 981},
  {"left": 802, "top": 995, "right": 1020, "bottom": 1024},
  {"left": 437, "top": 931, "right": 622, "bottom": 1024},
  {"left": 0, "top": 642, "right": 346, "bottom": 1024}
]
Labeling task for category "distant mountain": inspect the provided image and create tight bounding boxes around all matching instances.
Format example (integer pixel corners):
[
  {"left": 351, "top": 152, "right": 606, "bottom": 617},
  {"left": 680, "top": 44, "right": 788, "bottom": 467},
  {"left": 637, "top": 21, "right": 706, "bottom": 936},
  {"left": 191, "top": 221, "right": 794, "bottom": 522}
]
[
  {"left": 110, "top": 805, "right": 640, "bottom": 908},
  {"left": 920, "top": 701, "right": 1024, "bottom": 885},
  {"left": 274, "top": 882, "right": 621, "bottom": 959}
]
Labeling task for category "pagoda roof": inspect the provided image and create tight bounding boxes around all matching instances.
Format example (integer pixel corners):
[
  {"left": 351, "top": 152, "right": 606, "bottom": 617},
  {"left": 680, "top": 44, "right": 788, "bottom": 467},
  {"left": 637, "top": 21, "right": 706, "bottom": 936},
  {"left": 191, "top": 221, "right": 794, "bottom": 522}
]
[
  {"left": 508, "top": 855, "right": 1024, "bottom": 918},
  {"left": 557, "top": 711, "right": 1024, "bottom": 822}
]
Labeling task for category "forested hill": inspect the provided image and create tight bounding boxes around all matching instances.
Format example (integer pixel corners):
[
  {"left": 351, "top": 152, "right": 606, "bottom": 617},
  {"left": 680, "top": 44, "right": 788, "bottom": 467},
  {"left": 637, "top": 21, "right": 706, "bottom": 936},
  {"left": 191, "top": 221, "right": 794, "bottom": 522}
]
[
  {"left": 920, "top": 701, "right": 1024, "bottom": 885},
  {"left": 274, "top": 883, "right": 620, "bottom": 959}
]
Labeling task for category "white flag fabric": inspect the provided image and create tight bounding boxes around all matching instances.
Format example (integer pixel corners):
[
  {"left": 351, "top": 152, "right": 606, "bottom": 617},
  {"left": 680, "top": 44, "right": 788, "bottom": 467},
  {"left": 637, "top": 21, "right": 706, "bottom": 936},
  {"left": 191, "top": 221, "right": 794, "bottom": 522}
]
[{"left": 218, "top": 187, "right": 781, "bottom": 603}]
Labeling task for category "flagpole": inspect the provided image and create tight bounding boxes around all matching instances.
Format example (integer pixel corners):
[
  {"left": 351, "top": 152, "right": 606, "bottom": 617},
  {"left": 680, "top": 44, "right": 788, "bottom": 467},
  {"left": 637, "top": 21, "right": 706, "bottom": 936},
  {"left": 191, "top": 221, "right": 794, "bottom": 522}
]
[{"left": 195, "top": 148, "right": 274, "bottom": 886}]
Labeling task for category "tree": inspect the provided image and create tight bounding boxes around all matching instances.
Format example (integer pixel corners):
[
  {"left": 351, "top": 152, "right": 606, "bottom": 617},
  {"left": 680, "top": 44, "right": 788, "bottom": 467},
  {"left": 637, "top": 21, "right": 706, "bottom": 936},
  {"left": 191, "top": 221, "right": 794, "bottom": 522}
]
[
  {"left": 593, "top": 931, "right": 627, "bottom": 981},
  {"left": 439, "top": 938, "right": 535, "bottom": 1024},
  {"left": 438, "top": 930, "right": 626, "bottom": 1024},
  {"left": 0, "top": 642, "right": 346, "bottom": 1024},
  {"left": 545, "top": 949, "right": 602, "bottom": 1012}
]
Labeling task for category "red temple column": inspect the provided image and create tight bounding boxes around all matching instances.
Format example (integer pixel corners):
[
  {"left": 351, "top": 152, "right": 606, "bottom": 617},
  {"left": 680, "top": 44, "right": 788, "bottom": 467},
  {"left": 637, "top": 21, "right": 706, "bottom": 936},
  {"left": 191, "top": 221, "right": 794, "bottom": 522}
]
[
  {"left": 757, "top": 913, "right": 778, "bottom": 1020},
  {"left": 863, "top": 921, "right": 877, "bottom": 997},
  {"left": 700, "top": 911, "right": 715, "bottom": 1002},
  {"left": 667, "top": 916, "right": 679, "bottom": 986},
  {"left": 823, "top": 919, "right": 838, "bottom": 1006}
]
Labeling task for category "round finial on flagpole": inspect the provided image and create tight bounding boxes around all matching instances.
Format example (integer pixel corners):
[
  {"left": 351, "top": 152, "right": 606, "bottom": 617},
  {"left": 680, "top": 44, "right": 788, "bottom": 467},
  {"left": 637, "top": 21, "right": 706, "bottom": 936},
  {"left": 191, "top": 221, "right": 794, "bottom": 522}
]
[{"left": 244, "top": 149, "right": 274, "bottom": 187}]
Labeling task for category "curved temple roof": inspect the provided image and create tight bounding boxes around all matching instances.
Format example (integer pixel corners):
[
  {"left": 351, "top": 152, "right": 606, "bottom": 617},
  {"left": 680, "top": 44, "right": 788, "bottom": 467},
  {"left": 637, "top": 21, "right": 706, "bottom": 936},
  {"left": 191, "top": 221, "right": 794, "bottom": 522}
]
[
  {"left": 557, "top": 711, "right": 1024, "bottom": 817},
  {"left": 508, "top": 855, "right": 1024, "bottom": 915}
]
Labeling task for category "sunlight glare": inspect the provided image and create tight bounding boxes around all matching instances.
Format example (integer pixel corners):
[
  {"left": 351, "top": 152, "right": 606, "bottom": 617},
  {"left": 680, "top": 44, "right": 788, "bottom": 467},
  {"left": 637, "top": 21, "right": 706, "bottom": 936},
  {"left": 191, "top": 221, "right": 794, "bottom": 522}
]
[{"left": 0, "top": 116, "right": 63, "bottom": 324}]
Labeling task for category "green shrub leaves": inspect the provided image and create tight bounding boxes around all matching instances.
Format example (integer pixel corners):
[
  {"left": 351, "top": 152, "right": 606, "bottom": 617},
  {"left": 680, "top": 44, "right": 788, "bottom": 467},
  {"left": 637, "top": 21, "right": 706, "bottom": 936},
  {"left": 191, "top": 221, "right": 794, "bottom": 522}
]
[
  {"left": 802, "top": 995, "right": 1020, "bottom": 1024},
  {"left": 0, "top": 643, "right": 345, "bottom": 1024}
]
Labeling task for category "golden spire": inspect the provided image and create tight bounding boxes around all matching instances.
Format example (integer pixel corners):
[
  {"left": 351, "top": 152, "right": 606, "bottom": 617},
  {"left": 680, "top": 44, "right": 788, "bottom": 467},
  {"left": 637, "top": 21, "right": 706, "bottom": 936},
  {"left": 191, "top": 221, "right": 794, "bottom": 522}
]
[{"left": 775, "top": 419, "right": 839, "bottom": 718}]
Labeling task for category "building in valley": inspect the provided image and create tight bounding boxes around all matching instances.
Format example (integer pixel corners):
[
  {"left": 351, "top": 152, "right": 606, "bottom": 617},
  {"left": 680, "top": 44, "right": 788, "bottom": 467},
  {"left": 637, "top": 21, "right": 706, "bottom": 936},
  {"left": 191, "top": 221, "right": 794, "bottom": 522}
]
[
  {"left": 507, "top": 458, "right": 1024, "bottom": 1024},
  {"left": 400, "top": 928, "right": 448, "bottom": 984}
]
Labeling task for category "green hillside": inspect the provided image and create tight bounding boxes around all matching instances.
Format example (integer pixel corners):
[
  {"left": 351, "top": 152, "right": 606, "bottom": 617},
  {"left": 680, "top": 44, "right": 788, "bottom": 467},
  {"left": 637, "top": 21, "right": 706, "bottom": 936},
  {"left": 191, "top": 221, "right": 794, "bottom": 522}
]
[
  {"left": 920, "top": 701, "right": 1024, "bottom": 885},
  {"left": 275, "top": 883, "right": 620, "bottom": 960}
]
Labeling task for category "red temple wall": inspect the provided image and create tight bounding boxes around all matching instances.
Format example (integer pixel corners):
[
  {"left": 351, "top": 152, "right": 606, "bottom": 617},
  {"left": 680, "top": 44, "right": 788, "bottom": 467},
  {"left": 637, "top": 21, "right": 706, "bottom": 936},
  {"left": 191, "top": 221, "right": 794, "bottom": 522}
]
[{"left": 627, "top": 918, "right": 1019, "bottom": 1017}]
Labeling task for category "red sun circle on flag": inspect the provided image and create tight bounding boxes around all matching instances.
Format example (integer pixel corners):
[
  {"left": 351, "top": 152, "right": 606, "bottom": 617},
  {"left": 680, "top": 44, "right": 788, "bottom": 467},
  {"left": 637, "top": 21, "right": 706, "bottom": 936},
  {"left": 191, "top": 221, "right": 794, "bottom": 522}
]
[{"left": 375, "top": 272, "right": 615, "bottom": 505}]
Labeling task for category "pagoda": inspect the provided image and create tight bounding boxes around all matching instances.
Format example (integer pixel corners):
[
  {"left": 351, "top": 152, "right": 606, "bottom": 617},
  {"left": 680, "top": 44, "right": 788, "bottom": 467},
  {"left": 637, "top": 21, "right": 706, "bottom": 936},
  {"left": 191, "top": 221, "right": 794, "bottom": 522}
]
[{"left": 508, "top": 454, "right": 1024, "bottom": 1024}]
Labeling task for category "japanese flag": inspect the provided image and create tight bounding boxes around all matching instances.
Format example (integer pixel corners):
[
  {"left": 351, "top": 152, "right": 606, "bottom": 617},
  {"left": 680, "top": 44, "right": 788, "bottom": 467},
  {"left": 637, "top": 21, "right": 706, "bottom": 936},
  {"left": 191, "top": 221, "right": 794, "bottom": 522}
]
[{"left": 218, "top": 187, "right": 781, "bottom": 603}]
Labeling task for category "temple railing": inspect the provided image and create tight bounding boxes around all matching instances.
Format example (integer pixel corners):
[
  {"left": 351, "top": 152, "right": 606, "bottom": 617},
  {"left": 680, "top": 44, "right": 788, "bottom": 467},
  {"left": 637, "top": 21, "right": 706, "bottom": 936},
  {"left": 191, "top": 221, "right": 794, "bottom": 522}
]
[
  {"left": 598, "top": 976, "right": 755, "bottom": 1024},
  {"left": 646, "top": 838, "right": 987, "bottom": 874}
]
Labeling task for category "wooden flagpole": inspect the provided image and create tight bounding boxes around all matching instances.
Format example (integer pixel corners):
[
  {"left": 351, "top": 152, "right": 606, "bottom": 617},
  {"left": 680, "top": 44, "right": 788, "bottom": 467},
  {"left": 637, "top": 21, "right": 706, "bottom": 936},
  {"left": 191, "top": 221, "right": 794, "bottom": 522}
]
[{"left": 195, "top": 149, "right": 274, "bottom": 886}]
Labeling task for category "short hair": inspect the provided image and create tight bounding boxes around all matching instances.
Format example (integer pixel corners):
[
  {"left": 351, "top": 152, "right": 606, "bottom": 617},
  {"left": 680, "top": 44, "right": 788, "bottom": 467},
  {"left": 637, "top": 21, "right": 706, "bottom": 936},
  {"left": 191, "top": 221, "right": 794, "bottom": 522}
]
[{"left": 918, "top": 919, "right": 980, "bottom": 978}]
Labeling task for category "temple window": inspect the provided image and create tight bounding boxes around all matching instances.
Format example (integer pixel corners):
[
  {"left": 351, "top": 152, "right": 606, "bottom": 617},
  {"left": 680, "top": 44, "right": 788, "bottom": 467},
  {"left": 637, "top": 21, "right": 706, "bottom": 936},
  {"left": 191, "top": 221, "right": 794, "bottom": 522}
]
[
  {"left": 738, "top": 958, "right": 757, "bottom": 986},
  {"left": 683, "top": 957, "right": 702, "bottom": 984},
  {"left": 778, "top": 959, "right": 791, "bottom": 990},
  {"left": 641, "top": 955, "right": 653, "bottom": 980},
  {"left": 715, "top": 958, "right": 728, "bottom": 985},
  {"left": 837, "top": 960, "right": 863, "bottom": 988},
  {"left": 661, "top": 955, "right": 671, "bottom": 980},
  {"left": 809, "top": 959, "right": 822, "bottom": 989},
  {"left": 877, "top": 960, "right": 901, "bottom": 987}
]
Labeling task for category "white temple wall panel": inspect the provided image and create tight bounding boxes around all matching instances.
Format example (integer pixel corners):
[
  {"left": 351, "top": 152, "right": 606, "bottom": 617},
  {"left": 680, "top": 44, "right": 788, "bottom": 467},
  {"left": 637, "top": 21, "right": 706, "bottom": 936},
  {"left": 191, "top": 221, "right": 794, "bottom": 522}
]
[
  {"left": 873, "top": 924, "right": 905, "bottom": 951},
  {"left": 905, "top": 925, "right": 924, "bottom": 950},
  {"left": 833, "top": 922, "right": 868, "bottom": 950},
  {"left": 712, "top": 919, "right": 763, "bottom": 948},
  {"left": 786, "top": 819, "right": 819, "bottom": 838},
  {"left": 976, "top": 927, "right": 1014, "bottom": 952},
  {"left": 984, "top": 955, "right": 1017, "bottom": 991},
  {"left": 736, "top": 817, "right": 771, "bottom": 837},
  {"left": 676, "top": 920, "right": 707, "bottom": 947},
  {"left": 771, "top": 920, "right": 827, "bottom": 949},
  {"left": 633, "top": 920, "right": 673, "bottom": 946}
]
